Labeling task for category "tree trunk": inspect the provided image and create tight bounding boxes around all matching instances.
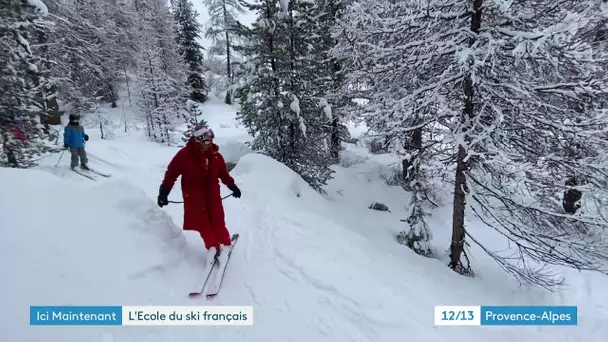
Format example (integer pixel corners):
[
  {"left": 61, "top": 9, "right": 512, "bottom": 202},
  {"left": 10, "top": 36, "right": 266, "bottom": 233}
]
[
  {"left": 109, "top": 84, "right": 117, "bottom": 108},
  {"left": 224, "top": 90, "right": 231, "bottom": 105},
  {"left": 124, "top": 67, "right": 132, "bottom": 107},
  {"left": 402, "top": 127, "right": 422, "bottom": 183},
  {"left": 225, "top": 32, "right": 232, "bottom": 104},
  {"left": 450, "top": 144, "right": 468, "bottom": 270},
  {"left": 330, "top": 116, "right": 340, "bottom": 161},
  {"left": 265, "top": 3, "right": 284, "bottom": 162},
  {"left": 449, "top": 0, "right": 483, "bottom": 273},
  {"left": 224, "top": 0, "right": 232, "bottom": 105},
  {"left": 329, "top": 58, "right": 341, "bottom": 162},
  {"left": 99, "top": 122, "right": 105, "bottom": 139}
]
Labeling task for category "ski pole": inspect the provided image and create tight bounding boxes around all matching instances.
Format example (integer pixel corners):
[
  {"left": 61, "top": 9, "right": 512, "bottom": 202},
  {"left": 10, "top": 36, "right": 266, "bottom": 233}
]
[
  {"left": 55, "top": 150, "right": 65, "bottom": 167},
  {"left": 168, "top": 193, "right": 233, "bottom": 204}
]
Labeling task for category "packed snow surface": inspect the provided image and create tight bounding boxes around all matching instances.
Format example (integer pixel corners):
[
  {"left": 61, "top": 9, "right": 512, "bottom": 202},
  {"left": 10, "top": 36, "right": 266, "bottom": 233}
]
[{"left": 1, "top": 96, "right": 607, "bottom": 342}]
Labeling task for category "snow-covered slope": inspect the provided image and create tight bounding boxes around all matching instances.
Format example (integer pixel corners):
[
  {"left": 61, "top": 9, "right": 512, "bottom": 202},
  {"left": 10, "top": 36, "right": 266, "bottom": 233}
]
[{"left": 1, "top": 96, "right": 607, "bottom": 342}]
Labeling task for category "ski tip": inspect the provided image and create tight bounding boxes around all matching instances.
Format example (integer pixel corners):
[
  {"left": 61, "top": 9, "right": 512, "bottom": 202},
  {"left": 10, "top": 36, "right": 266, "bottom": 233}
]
[
  {"left": 206, "top": 295, "right": 216, "bottom": 300},
  {"left": 188, "top": 293, "right": 202, "bottom": 299}
]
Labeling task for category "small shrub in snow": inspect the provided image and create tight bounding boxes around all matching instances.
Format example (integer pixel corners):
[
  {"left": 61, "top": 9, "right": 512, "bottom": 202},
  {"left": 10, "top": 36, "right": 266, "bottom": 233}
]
[
  {"left": 397, "top": 182, "right": 433, "bottom": 257},
  {"left": 83, "top": 107, "right": 119, "bottom": 140},
  {"left": 367, "top": 138, "right": 386, "bottom": 154},
  {"left": 368, "top": 202, "right": 390, "bottom": 212},
  {"left": 379, "top": 164, "right": 403, "bottom": 187},
  {"left": 339, "top": 154, "right": 369, "bottom": 168}
]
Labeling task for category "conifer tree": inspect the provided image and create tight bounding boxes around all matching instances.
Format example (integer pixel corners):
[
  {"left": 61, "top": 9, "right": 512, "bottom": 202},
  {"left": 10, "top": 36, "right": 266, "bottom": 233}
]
[
  {"left": 181, "top": 99, "right": 207, "bottom": 145},
  {"left": 0, "top": 0, "right": 55, "bottom": 168},
  {"left": 317, "top": 0, "right": 351, "bottom": 162},
  {"left": 110, "top": 0, "right": 139, "bottom": 107},
  {"left": 204, "top": 0, "right": 244, "bottom": 104},
  {"left": 131, "top": 0, "right": 191, "bottom": 145},
  {"left": 235, "top": 0, "right": 334, "bottom": 192},
  {"left": 172, "top": 0, "right": 208, "bottom": 102},
  {"left": 42, "top": 0, "right": 119, "bottom": 115},
  {"left": 337, "top": 0, "right": 608, "bottom": 288}
]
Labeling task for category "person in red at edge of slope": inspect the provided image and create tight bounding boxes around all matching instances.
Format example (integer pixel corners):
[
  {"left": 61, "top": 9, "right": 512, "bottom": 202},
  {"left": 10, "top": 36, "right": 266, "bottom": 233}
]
[{"left": 156, "top": 123, "right": 241, "bottom": 261}]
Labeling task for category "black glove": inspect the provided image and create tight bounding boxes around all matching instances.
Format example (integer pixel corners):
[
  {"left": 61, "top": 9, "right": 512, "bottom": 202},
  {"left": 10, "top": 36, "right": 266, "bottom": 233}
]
[
  {"left": 64, "top": 144, "right": 69, "bottom": 149},
  {"left": 157, "top": 185, "right": 169, "bottom": 207},
  {"left": 84, "top": 134, "right": 89, "bottom": 141},
  {"left": 227, "top": 183, "right": 241, "bottom": 198}
]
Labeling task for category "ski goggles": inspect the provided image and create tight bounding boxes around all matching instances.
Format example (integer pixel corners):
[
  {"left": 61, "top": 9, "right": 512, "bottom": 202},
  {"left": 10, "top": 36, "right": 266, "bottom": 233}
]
[
  {"left": 194, "top": 134, "right": 214, "bottom": 143},
  {"left": 193, "top": 127, "right": 214, "bottom": 141}
]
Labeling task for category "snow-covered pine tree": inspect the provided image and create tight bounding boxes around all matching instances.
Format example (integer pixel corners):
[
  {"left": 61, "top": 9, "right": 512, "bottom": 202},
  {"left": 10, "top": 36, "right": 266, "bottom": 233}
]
[
  {"left": 204, "top": 0, "right": 244, "bottom": 104},
  {"left": 27, "top": 0, "right": 60, "bottom": 125},
  {"left": 334, "top": 0, "right": 438, "bottom": 256},
  {"left": 0, "top": 0, "right": 55, "bottom": 168},
  {"left": 317, "top": 0, "right": 352, "bottom": 162},
  {"left": 234, "top": 0, "right": 334, "bottom": 192},
  {"left": 181, "top": 99, "right": 207, "bottom": 145},
  {"left": 172, "top": 0, "right": 208, "bottom": 102},
  {"left": 202, "top": 53, "right": 230, "bottom": 96},
  {"left": 279, "top": 0, "right": 335, "bottom": 189},
  {"left": 135, "top": 11, "right": 172, "bottom": 144},
  {"left": 134, "top": 0, "right": 191, "bottom": 145},
  {"left": 41, "top": 0, "right": 117, "bottom": 116},
  {"left": 233, "top": 0, "right": 288, "bottom": 163},
  {"left": 339, "top": 0, "right": 608, "bottom": 288},
  {"left": 38, "top": 1, "right": 91, "bottom": 115},
  {"left": 109, "top": 0, "right": 140, "bottom": 107},
  {"left": 81, "top": 0, "right": 120, "bottom": 106},
  {"left": 450, "top": 0, "right": 608, "bottom": 287},
  {"left": 397, "top": 179, "right": 433, "bottom": 257}
]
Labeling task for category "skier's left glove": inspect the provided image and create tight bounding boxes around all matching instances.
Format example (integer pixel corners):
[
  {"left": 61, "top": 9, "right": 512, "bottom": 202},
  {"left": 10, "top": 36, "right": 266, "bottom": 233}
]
[
  {"left": 227, "top": 183, "right": 241, "bottom": 198},
  {"left": 84, "top": 134, "right": 89, "bottom": 141}
]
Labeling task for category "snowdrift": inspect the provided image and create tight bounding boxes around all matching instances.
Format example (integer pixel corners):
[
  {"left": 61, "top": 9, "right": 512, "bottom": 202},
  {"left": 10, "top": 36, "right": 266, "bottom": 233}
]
[{"left": 1, "top": 168, "right": 201, "bottom": 341}]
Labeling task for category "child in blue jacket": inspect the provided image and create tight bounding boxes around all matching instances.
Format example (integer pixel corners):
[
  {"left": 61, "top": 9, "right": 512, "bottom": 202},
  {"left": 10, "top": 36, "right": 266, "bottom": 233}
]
[{"left": 64, "top": 114, "right": 90, "bottom": 170}]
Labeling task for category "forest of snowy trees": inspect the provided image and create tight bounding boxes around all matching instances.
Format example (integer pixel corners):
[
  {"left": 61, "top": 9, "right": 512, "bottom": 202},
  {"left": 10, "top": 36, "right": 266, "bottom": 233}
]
[
  {"left": 2, "top": 0, "right": 608, "bottom": 289},
  {"left": 0, "top": 0, "right": 208, "bottom": 164}
]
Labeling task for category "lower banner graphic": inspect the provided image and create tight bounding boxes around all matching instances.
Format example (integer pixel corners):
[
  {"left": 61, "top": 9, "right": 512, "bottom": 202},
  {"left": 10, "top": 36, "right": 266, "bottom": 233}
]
[
  {"left": 434, "top": 305, "right": 577, "bottom": 326},
  {"left": 30, "top": 306, "right": 253, "bottom": 326}
]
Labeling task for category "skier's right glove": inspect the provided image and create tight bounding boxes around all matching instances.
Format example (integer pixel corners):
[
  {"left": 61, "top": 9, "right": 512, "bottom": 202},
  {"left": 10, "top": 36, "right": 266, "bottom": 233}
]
[
  {"left": 64, "top": 144, "right": 69, "bottom": 149},
  {"left": 227, "top": 183, "right": 241, "bottom": 198},
  {"left": 157, "top": 185, "right": 169, "bottom": 208}
]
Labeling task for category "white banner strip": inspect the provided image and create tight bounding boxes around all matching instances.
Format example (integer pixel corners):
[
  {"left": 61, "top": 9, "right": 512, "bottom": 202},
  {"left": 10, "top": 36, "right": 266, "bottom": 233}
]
[{"left": 122, "top": 306, "right": 253, "bottom": 326}]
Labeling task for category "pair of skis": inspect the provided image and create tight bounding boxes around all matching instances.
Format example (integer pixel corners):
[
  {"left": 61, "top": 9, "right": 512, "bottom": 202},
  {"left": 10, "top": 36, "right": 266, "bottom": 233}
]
[
  {"left": 189, "top": 233, "right": 239, "bottom": 299},
  {"left": 71, "top": 167, "right": 111, "bottom": 180}
]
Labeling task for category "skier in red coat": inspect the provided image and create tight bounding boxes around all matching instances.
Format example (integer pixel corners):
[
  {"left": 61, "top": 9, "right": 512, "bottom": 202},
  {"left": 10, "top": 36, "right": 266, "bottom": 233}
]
[{"left": 157, "top": 124, "right": 241, "bottom": 259}]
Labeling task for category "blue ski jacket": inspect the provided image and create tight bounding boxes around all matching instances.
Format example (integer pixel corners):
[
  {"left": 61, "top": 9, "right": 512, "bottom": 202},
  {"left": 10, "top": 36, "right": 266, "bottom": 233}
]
[{"left": 64, "top": 124, "right": 87, "bottom": 148}]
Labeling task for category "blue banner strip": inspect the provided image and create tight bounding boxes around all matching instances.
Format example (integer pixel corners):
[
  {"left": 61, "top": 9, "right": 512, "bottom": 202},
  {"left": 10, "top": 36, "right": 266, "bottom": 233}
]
[
  {"left": 30, "top": 306, "right": 123, "bottom": 325},
  {"left": 481, "top": 306, "right": 577, "bottom": 326}
]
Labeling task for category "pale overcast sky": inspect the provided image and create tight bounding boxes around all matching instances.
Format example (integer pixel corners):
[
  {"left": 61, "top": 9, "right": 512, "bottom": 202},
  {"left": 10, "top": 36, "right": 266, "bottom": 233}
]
[{"left": 190, "top": 0, "right": 256, "bottom": 50}]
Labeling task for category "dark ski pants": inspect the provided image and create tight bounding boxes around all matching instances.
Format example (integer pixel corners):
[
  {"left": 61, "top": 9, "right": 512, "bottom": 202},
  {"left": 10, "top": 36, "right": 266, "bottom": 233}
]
[{"left": 70, "top": 147, "right": 88, "bottom": 168}]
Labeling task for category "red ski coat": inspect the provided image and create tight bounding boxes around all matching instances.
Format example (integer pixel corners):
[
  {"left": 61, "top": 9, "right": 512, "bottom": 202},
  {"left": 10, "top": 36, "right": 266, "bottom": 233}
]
[
  {"left": 12, "top": 126, "right": 27, "bottom": 144},
  {"left": 160, "top": 137, "right": 234, "bottom": 248}
]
